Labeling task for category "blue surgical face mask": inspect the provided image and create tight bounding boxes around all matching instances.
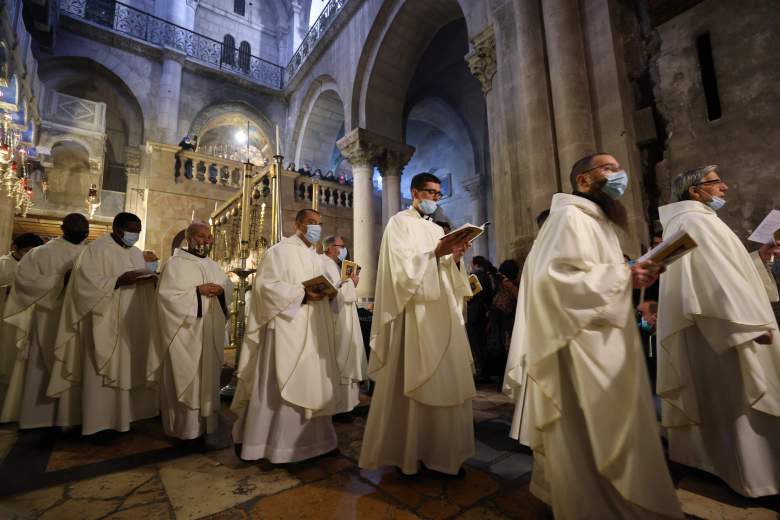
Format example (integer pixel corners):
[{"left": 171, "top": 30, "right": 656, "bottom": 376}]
[
  {"left": 601, "top": 170, "right": 629, "bottom": 200},
  {"left": 419, "top": 199, "right": 438, "bottom": 215},
  {"left": 305, "top": 224, "right": 321, "bottom": 245},
  {"left": 145, "top": 260, "right": 159, "bottom": 273},
  {"left": 640, "top": 318, "right": 653, "bottom": 333},
  {"left": 337, "top": 247, "right": 348, "bottom": 262},
  {"left": 121, "top": 231, "right": 140, "bottom": 247},
  {"left": 706, "top": 195, "right": 726, "bottom": 211}
]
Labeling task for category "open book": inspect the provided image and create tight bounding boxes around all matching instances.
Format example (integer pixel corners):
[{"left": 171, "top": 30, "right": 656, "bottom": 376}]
[
  {"left": 638, "top": 230, "right": 697, "bottom": 266},
  {"left": 302, "top": 274, "right": 339, "bottom": 298},
  {"left": 748, "top": 209, "right": 780, "bottom": 244},
  {"left": 340, "top": 260, "right": 361, "bottom": 282},
  {"left": 440, "top": 221, "right": 489, "bottom": 243}
]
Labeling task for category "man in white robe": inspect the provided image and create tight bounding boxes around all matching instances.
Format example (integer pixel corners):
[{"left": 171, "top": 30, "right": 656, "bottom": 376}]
[
  {"left": 657, "top": 165, "right": 780, "bottom": 497},
  {"left": 504, "top": 154, "right": 683, "bottom": 519},
  {"left": 0, "top": 233, "right": 45, "bottom": 422},
  {"left": 148, "top": 222, "right": 232, "bottom": 440},
  {"left": 232, "top": 209, "right": 340, "bottom": 462},
  {"left": 359, "top": 172, "right": 476, "bottom": 476},
  {"left": 49, "top": 212, "right": 158, "bottom": 437},
  {"left": 320, "top": 235, "right": 367, "bottom": 417}
]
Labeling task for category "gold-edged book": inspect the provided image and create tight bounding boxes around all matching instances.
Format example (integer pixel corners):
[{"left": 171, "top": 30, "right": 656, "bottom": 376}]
[
  {"left": 440, "top": 221, "right": 489, "bottom": 243},
  {"left": 638, "top": 230, "right": 698, "bottom": 266},
  {"left": 302, "top": 275, "right": 339, "bottom": 298},
  {"left": 468, "top": 273, "right": 483, "bottom": 296},
  {"left": 340, "top": 260, "right": 361, "bottom": 282}
]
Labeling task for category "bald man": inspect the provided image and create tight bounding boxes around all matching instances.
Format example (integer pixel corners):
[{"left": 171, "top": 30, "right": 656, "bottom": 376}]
[{"left": 148, "top": 222, "right": 231, "bottom": 441}]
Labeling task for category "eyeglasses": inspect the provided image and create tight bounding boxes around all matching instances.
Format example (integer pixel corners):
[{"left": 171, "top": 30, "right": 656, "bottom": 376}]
[
  {"left": 583, "top": 163, "right": 621, "bottom": 174},
  {"left": 416, "top": 188, "right": 442, "bottom": 199},
  {"left": 693, "top": 178, "right": 725, "bottom": 187}
]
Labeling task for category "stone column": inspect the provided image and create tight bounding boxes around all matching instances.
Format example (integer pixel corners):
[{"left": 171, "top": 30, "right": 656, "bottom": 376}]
[
  {"left": 154, "top": 0, "right": 197, "bottom": 145},
  {"left": 337, "top": 129, "right": 381, "bottom": 303},
  {"left": 291, "top": 1, "right": 305, "bottom": 53},
  {"left": 378, "top": 146, "right": 414, "bottom": 225},
  {"left": 0, "top": 194, "right": 14, "bottom": 250},
  {"left": 542, "top": 0, "right": 596, "bottom": 187},
  {"left": 462, "top": 175, "right": 489, "bottom": 257}
]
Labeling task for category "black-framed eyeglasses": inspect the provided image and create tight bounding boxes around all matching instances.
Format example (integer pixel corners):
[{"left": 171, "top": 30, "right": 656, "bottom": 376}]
[
  {"left": 582, "top": 163, "right": 621, "bottom": 174},
  {"left": 693, "top": 178, "right": 725, "bottom": 187},
  {"left": 417, "top": 188, "right": 442, "bottom": 199}
]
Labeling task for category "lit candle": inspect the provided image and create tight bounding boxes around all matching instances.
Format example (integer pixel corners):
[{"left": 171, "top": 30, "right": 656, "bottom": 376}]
[
  {"left": 275, "top": 125, "right": 281, "bottom": 156},
  {"left": 191, "top": 210, "right": 195, "bottom": 222}
]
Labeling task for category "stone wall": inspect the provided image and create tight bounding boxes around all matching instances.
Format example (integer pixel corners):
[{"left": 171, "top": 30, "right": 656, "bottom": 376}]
[{"left": 652, "top": 0, "right": 780, "bottom": 241}]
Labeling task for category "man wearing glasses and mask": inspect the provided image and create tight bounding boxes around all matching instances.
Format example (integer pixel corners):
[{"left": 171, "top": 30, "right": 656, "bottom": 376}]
[
  {"left": 359, "top": 172, "right": 476, "bottom": 476},
  {"left": 657, "top": 165, "right": 780, "bottom": 497},
  {"left": 148, "top": 222, "right": 231, "bottom": 442},
  {"left": 504, "top": 154, "right": 682, "bottom": 518}
]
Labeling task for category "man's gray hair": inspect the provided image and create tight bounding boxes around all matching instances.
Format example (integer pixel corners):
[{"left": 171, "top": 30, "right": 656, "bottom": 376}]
[
  {"left": 671, "top": 165, "right": 719, "bottom": 202},
  {"left": 322, "top": 235, "right": 343, "bottom": 248}
]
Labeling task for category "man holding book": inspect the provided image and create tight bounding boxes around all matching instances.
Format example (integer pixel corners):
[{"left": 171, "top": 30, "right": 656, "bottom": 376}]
[
  {"left": 320, "top": 235, "right": 367, "bottom": 418},
  {"left": 657, "top": 165, "right": 780, "bottom": 497},
  {"left": 504, "top": 153, "right": 683, "bottom": 519},
  {"left": 359, "top": 172, "right": 476, "bottom": 476},
  {"left": 232, "top": 208, "right": 341, "bottom": 463}
]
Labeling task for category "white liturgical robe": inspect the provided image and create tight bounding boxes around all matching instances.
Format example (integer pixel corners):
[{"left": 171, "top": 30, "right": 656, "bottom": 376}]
[
  {"left": 148, "top": 248, "right": 232, "bottom": 439},
  {"left": 49, "top": 234, "right": 158, "bottom": 435},
  {"left": 358, "top": 207, "right": 476, "bottom": 476},
  {"left": 1, "top": 238, "right": 84, "bottom": 427},
  {"left": 320, "top": 254, "right": 367, "bottom": 413},
  {"left": 504, "top": 194, "right": 683, "bottom": 519},
  {"left": 0, "top": 253, "right": 20, "bottom": 421},
  {"left": 657, "top": 200, "right": 780, "bottom": 497},
  {"left": 232, "top": 234, "right": 339, "bottom": 462}
]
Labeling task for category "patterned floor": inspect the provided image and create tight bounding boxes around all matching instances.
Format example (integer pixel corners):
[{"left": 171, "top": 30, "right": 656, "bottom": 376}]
[{"left": 0, "top": 385, "right": 777, "bottom": 519}]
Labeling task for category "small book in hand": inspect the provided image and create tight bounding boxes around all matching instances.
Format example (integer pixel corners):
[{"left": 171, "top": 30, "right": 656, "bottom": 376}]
[
  {"left": 440, "top": 222, "right": 489, "bottom": 243},
  {"left": 302, "top": 275, "right": 339, "bottom": 298},
  {"left": 638, "top": 230, "right": 698, "bottom": 266},
  {"left": 340, "top": 260, "right": 361, "bottom": 282},
  {"left": 468, "top": 274, "right": 483, "bottom": 296}
]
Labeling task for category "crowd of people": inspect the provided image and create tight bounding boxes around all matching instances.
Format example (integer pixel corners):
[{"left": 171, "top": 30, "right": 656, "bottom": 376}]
[{"left": 1, "top": 153, "right": 779, "bottom": 518}]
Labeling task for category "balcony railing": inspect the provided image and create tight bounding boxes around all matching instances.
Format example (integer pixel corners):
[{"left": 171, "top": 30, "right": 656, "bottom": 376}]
[
  {"left": 294, "top": 176, "right": 353, "bottom": 209},
  {"left": 286, "top": 0, "right": 348, "bottom": 82},
  {"left": 60, "top": 0, "right": 284, "bottom": 90}
]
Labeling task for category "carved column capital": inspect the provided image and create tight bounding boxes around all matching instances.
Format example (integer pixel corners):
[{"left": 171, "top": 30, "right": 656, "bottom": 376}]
[
  {"left": 378, "top": 145, "right": 415, "bottom": 177},
  {"left": 336, "top": 128, "right": 384, "bottom": 169},
  {"left": 465, "top": 26, "right": 497, "bottom": 95}
]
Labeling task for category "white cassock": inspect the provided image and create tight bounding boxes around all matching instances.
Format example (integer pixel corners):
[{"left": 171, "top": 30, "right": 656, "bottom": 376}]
[
  {"left": 320, "top": 254, "right": 367, "bottom": 413},
  {"left": 0, "top": 253, "right": 21, "bottom": 422},
  {"left": 657, "top": 200, "right": 780, "bottom": 497},
  {"left": 504, "top": 194, "right": 683, "bottom": 519},
  {"left": 1, "top": 239, "right": 84, "bottom": 427},
  {"left": 359, "top": 207, "right": 476, "bottom": 475},
  {"left": 232, "top": 234, "right": 339, "bottom": 462},
  {"left": 49, "top": 234, "right": 158, "bottom": 435},
  {"left": 148, "top": 248, "right": 232, "bottom": 439}
]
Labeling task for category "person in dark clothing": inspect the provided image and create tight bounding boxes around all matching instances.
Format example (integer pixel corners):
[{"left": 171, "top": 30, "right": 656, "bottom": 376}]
[
  {"left": 467, "top": 255, "right": 495, "bottom": 381},
  {"left": 485, "top": 259, "right": 520, "bottom": 389}
]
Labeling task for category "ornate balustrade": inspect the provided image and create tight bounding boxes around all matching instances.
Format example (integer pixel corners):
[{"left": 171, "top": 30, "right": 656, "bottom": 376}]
[
  {"left": 293, "top": 176, "right": 353, "bottom": 209},
  {"left": 286, "top": 0, "right": 349, "bottom": 83},
  {"left": 60, "top": 0, "right": 284, "bottom": 89},
  {"left": 175, "top": 149, "right": 249, "bottom": 188}
]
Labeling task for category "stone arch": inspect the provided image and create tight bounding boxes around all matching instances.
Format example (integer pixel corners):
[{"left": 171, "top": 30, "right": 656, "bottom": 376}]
[
  {"left": 189, "top": 102, "right": 277, "bottom": 163},
  {"left": 292, "top": 75, "right": 347, "bottom": 172},
  {"left": 351, "top": 0, "right": 483, "bottom": 141}
]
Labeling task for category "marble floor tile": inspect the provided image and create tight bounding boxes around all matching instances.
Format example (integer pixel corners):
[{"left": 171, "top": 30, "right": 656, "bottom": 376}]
[
  {"left": 417, "top": 497, "right": 461, "bottom": 519},
  {"left": 359, "top": 466, "right": 443, "bottom": 508},
  {"left": 69, "top": 468, "right": 157, "bottom": 499},
  {"left": 456, "top": 505, "right": 512, "bottom": 519},
  {"left": 0, "top": 485, "right": 66, "bottom": 519},
  {"left": 677, "top": 488, "right": 777, "bottom": 520},
  {"left": 487, "top": 453, "right": 533, "bottom": 481},
  {"left": 46, "top": 431, "right": 173, "bottom": 472},
  {"left": 249, "top": 471, "right": 420, "bottom": 519},
  {"left": 40, "top": 497, "right": 123, "bottom": 520},
  {"left": 119, "top": 475, "right": 169, "bottom": 509},
  {"left": 445, "top": 468, "right": 500, "bottom": 508},
  {"left": 468, "top": 440, "right": 506, "bottom": 467},
  {"left": 107, "top": 501, "right": 172, "bottom": 519},
  {"left": 159, "top": 454, "right": 300, "bottom": 520}
]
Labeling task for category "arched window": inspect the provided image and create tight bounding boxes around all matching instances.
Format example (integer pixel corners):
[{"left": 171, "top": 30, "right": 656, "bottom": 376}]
[
  {"left": 234, "top": 0, "right": 245, "bottom": 16},
  {"left": 238, "top": 41, "right": 251, "bottom": 72},
  {"left": 222, "top": 35, "right": 235, "bottom": 65}
]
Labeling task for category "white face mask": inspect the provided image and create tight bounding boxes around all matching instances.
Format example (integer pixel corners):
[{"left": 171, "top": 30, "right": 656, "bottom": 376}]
[
  {"left": 337, "top": 247, "right": 348, "bottom": 262},
  {"left": 121, "top": 231, "right": 140, "bottom": 247}
]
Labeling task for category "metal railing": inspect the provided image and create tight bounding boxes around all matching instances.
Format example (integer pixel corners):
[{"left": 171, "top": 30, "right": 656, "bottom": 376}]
[
  {"left": 285, "top": 0, "right": 347, "bottom": 82},
  {"left": 60, "top": 0, "right": 284, "bottom": 89}
]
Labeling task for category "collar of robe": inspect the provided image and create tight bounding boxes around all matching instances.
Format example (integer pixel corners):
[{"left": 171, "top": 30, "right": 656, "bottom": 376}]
[
  {"left": 184, "top": 248, "right": 207, "bottom": 259},
  {"left": 658, "top": 199, "right": 716, "bottom": 228},
  {"left": 552, "top": 192, "right": 607, "bottom": 221}
]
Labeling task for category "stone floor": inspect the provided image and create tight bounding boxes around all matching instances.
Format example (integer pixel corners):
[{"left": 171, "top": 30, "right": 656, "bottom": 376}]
[{"left": 0, "top": 384, "right": 777, "bottom": 519}]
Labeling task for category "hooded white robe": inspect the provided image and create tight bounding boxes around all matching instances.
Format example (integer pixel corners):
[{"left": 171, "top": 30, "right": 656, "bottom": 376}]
[
  {"left": 231, "top": 234, "right": 339, "bottom": 462},
  {"left": 0, "top": 253, "right": 22, "bottom": 421},
  {"left": 657, "top": 200, "right": 780, "bottom": 497},
  {"left": 1, "top": 238, "right": 84, "bottom": 427},
  {"left": 49, "top": 234, "right": 158, "bottom": 435},
  {"left": 504, "top": 194, "right": 683, "bottom": 519},
  {"left": 320, "top": 254, "right": 367, "bottom": 414},
  {"left": 148, "top": 248, "right": 232, "bottom": 439},
  {"left": 358, "top": 207, "right": 476, "bottom": 475}
]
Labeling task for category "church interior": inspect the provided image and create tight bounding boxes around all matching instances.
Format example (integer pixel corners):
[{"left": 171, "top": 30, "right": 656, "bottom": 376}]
[{"left": 1, "top": 0, "right": 779, "bottom": 518}]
